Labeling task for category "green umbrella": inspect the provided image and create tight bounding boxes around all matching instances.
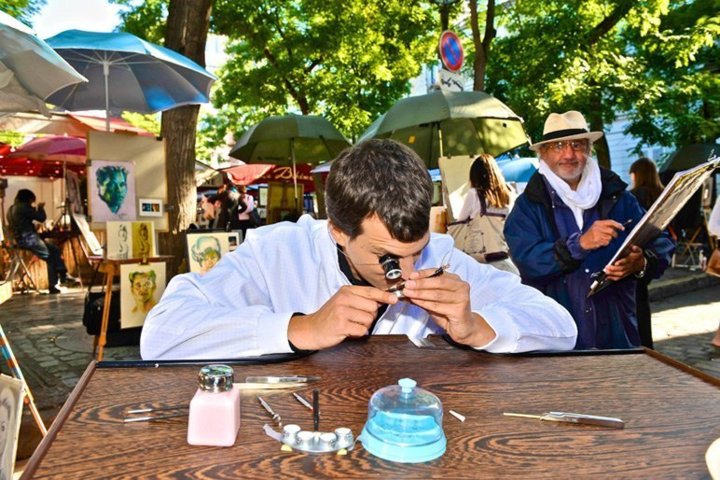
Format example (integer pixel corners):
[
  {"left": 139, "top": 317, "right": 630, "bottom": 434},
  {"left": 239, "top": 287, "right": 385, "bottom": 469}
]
[
  {"left": 358, "top": 90, "right": 529, "bottom": 168},
  {"left": 229, "top": 114, "right": 350, "bottom": 209}
]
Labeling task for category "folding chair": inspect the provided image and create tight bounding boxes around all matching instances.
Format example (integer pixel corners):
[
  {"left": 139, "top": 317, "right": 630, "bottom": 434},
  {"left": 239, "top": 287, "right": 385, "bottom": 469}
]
[
  {"left": 0, "top": 236, "right": 40, "bottom": 294},
  {"left": 670, "top": 226, "right": 705, "bottom": 270}
]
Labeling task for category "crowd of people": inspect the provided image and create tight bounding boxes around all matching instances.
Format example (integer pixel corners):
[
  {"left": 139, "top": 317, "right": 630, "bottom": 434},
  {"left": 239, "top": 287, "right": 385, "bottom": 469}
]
[
  {"left": 139, "top": 109, "right": 713, "bottom": 361},
  {"left": 198, "top": 183, "right": 258, "bottom": 237},
  {"left": 7, "top": 109, "right": 714, "bottom": 358}
]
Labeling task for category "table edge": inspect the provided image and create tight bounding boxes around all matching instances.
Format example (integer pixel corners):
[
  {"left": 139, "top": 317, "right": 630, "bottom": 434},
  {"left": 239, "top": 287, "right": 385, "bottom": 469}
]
[{"left": 21, "top": 361, "right": 97, "bottom": 479}]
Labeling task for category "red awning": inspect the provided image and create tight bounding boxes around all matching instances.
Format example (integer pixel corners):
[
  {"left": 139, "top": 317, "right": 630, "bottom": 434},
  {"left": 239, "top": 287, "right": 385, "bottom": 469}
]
[
  {"left": 222, "top": 163, "right": 317, "bottom": 192},
  {"left": 68, "top": 113, "right": 153, "bottom": 136},
  {"left": 0, "top": 156, "right": 85, "bottom": 178}
]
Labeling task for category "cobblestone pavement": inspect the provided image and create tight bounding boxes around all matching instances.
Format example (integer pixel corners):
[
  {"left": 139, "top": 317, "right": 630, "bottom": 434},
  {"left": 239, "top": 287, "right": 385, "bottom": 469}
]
[{"left": 0, "top": 267, "right": 718, "bottom": 460}]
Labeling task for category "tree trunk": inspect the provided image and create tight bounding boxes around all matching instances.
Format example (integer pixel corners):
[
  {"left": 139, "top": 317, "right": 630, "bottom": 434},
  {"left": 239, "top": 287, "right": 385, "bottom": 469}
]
[
  {"left": 470, "top": 0, "right": 496, "bottom": 91},
  {"left": 159, "top": 0, "right": 213, "bottom": 277},
  {"left": 587, "top": 88, "right": 611, "bottom": 169}
]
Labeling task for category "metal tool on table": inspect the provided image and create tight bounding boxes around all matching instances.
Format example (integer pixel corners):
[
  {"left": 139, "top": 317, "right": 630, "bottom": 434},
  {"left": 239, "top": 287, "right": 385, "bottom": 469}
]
[
  {"left": 246, "top": 375, "right": 320, "bottom": 384},
  {"left": 292, "top": 392, "right": 313, "bottom": 411},
  {"left": 124, "top": 404, "right": 189, "bottom": 423},
  {"left": 258, "top": 396, "right": 282, "bottom": 427},
  {"left": 503, "top": 411, "right": 625, "bottom": 429}
]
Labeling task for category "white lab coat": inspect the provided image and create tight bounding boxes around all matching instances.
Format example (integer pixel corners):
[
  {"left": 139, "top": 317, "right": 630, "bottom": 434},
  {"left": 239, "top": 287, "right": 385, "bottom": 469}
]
[{"left": 140, "top": 215, "right": 577, "bottom": 360}]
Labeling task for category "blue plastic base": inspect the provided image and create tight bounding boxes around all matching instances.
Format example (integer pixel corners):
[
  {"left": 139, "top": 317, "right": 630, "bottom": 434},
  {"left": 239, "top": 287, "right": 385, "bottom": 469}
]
[{"left": 360, "top": 426, "right": 446, "bottom": 463}]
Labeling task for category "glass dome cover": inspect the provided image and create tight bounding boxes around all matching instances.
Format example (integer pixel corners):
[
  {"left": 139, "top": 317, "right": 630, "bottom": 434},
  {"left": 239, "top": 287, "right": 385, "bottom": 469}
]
[{"left": 361, "top": 378, "right": 446, "bottom": 463}]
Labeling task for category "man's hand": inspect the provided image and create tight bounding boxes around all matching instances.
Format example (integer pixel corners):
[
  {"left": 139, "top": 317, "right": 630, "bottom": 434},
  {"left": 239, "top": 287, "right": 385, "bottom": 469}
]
[
  {"left": 401, "top": 268, "right": 496, "bottom": 347},
  {"left": 579, "top": 219, "right": 625, "bottom": 250},
  {"left": 604, "top": 245, "right": 645, "bottom": 281},
  {"left": 37, "top": 202, "right": 45, "bottom": 209},
  {"left": 288, "top": 286, "right": 397, "bottom": 350}
]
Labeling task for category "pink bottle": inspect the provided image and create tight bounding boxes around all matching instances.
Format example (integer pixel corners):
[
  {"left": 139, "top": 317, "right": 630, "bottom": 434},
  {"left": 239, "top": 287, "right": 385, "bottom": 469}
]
[{"left": 187, "top": 364, "right": 241, "bottom": 447}]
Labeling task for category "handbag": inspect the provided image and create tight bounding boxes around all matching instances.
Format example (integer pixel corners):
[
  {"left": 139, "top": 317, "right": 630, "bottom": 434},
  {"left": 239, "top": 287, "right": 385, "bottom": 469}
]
[
  {"left": 81, "top": 263, "right": 141, "bottom": 346},
  {"left": 448, "top": 197, "right": 510, "bottom": 263},
  {"left": 706, "top": 248, "right": 720, "bottom": 277}
]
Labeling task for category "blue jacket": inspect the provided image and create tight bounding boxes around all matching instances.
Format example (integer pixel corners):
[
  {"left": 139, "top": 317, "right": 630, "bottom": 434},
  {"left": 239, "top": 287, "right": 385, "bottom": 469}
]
[{"left": 504, "top": 168, "right": 675, "bottom": 349}]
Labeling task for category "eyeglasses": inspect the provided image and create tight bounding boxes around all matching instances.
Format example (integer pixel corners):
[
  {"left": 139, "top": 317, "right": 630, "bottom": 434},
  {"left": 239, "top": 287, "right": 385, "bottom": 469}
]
[{"left": 543, "top": 140, "right": 588, "bottom": 152}]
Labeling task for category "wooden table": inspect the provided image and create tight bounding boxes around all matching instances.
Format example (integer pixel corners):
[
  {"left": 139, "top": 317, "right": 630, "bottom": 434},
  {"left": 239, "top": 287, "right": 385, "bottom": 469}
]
[
  {"left": 22, "top": 336, "right": 720, "bottom": 478},
  {"left": 87, "top": 255, "right": 173, "bottom": 361}
]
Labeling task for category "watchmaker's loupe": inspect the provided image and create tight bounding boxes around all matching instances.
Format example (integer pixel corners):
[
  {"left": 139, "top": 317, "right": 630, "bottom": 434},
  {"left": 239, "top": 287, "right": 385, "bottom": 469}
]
[{"left": 379, "top": 254, "right": 402, "bottom": 281}]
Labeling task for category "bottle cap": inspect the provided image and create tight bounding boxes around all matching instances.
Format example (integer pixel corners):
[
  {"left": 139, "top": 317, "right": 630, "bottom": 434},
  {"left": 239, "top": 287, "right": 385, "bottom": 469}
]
[{"left": 198, "top": 364, "right": 234, "bottom": 392}]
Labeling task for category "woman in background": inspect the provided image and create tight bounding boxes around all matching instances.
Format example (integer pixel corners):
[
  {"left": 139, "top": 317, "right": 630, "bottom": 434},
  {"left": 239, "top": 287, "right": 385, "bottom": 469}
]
[
  {"left": 629, "top": 157, "right": 666, "bottom": 349},
  {"left": 456, "top": 154, "right": 518, "bottom": 274}
]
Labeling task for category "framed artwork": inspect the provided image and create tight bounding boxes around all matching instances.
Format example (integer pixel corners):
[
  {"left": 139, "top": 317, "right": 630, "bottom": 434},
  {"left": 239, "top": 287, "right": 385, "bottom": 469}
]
[
  {"left": 120, "top": 262, "right": 166, "bottom": 329},
  {"left": 186, "top": 232, "right": 231, "bottom": 274},
  {"left": 131, "top": 221, "right": 155, "bottom": 258},
  {"left": 228, "top": 231, "right": 242, "bottom": 251},
  {"left": 106, "top": 221, "right": 132, "bottom": 260},
  {"left": 71, "top": 212, "right": 103, "bottom": 256},
  {"left": 65, "top": 170, "right": 84, "bottom": 215},
  {"left": 88, "top": 159, "right": 137, "bottom": 222},
  {"left": 258, "top": 186, "right": 268, "bottom": 207},
  {"left": 0, "top": 374, "right": 24, "bottom": 480},
  {"left": 138, "top": 198, "right": 163, "bottom": 218}
]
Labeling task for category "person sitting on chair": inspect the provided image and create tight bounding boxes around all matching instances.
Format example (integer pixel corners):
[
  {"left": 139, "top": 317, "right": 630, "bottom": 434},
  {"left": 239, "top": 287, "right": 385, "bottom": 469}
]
[{"left": 7, "top": 189, "right": 74, "bottom": 294}]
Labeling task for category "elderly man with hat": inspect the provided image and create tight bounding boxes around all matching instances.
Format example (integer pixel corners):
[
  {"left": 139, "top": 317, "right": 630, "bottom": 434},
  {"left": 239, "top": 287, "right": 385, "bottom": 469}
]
[{"left": 504, "top": 111, "right": 674, "bottom": 350}]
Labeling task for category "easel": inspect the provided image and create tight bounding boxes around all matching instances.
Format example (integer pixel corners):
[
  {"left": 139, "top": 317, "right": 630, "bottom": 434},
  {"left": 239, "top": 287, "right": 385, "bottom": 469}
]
[
  {"left": 0, "top": 323, "right": 47, "bottom": 436},
  {"left": 87, "top": 254, "right": 173, "bottom": 361}
]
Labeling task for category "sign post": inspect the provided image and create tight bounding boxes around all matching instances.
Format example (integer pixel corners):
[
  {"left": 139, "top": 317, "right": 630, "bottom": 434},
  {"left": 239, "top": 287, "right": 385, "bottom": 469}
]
[
  {"left": 438, "top": 30, "right": 464, "bottom": 72},
  {"left": 437, "top": 30, "right": 467, "bottom": 92}
]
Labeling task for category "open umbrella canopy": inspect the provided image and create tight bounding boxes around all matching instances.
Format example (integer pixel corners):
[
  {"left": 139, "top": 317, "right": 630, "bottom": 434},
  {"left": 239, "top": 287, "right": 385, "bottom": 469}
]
[
  {"left": 8, "top": 135, "right": 86, "bottom": 163},
  {"left": 658, "top": 143, "right": 719, "bottom": 172},
  {"left": 498, "top": 157, "right": 539, "bottom": 183},
  {"left": 45, "top": 30, "right": 216, "bottom": 126},
  {"left": 0, "top": 111, "right": 151, "bottom": 136},
  {"left": 0, "top": 11, "right": 86, "bottom": 115},
  {"left": 229, "top": 114, "right": 351, "bottom": 165},
  {"left": 0, "top": 156, "right": 84, "bottom": 177},
  {"left": 358, "top": 90, "right": 529, "bottom": 168}
]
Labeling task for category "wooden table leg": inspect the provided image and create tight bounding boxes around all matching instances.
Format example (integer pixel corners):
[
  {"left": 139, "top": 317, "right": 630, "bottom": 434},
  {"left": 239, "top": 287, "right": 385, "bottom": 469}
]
[{"left": 96, "top": 264, "right": 116, "bottom": 362}]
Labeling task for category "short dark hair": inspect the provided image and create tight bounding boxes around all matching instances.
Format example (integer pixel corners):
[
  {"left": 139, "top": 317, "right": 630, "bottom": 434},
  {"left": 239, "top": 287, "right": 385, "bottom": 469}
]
[
  {"left": 15, "top": 188, "right": 36, "bottom": 204},
  {"left": 325, "top": 139, "right": 433, "bottom": 241}
]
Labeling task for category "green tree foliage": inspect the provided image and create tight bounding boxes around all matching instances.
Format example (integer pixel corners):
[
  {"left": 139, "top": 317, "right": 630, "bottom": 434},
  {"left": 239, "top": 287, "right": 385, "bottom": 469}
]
[
  {"left": 111, "top": 0, "right": 167, "bottom": 41},
  {"left": 210, "top": 0, "right": 437, "bottom": 143},
  {"left": 112, "top": 0, "right": 438, "bottom": 159},
  {"left": 0, "top": 0, "right": 45, "bottom": 22},
  {"left": 483, "top": 0, "right": 719, "bottom": 161}
]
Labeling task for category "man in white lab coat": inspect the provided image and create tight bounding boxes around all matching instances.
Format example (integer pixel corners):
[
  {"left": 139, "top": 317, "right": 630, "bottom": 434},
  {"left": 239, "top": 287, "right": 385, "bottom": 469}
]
[{"left": 141, "top": 140, "right": 577, "bottom": 360}]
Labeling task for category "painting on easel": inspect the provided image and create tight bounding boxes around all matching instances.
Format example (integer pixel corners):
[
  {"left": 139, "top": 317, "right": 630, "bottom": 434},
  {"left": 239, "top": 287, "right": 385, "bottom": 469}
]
[
  {"left": 0, "top": 374, "right": 24, "bottom": 480},
  {"left": 120, "top": 262, "right": 166, "bottom": 329},
  {"left": 88, "top": 160, "right": 137, "bottom": 222}
]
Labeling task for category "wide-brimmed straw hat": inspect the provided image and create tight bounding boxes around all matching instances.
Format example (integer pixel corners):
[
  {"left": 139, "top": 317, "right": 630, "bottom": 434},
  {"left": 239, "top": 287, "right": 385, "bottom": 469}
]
[{"left": 529, "top": 111, "right": 604, "bottom": 152}]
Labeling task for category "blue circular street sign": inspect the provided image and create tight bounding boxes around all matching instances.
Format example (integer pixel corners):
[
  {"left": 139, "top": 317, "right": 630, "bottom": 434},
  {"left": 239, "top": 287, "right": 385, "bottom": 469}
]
[{"left": 438, "top": 30, "right": 464, "bottom": 72}]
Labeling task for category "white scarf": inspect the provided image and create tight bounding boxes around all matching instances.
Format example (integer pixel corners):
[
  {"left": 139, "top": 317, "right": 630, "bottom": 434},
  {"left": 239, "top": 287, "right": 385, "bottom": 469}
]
[{"left": 538, "top": 156, "right": 602, "bottom": 230}]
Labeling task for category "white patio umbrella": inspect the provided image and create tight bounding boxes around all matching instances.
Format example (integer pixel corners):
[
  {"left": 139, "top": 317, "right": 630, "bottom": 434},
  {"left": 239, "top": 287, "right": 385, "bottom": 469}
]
[{"left": 0, "top": 11, "right": 86, "bottom": 115}]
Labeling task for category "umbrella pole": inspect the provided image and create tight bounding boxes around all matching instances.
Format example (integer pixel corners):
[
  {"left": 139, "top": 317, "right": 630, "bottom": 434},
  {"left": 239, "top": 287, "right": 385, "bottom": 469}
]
[
  {"left": 291, "top": 138, "right": 299, "bottom": 212},
  {"left": 103, "top": 60, "right": 110, "bottom": 132},
  {"left": 438, "top": 125, "right": 444, "bottom": 159}
]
